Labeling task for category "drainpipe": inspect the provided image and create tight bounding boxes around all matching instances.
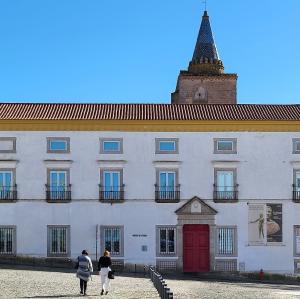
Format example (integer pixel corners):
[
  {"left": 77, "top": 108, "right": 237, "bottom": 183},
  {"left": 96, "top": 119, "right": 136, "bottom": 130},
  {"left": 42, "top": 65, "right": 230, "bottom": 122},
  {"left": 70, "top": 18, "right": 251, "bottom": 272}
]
[{"left": 96, "top": 225, "right": 98, "bottom": 261}]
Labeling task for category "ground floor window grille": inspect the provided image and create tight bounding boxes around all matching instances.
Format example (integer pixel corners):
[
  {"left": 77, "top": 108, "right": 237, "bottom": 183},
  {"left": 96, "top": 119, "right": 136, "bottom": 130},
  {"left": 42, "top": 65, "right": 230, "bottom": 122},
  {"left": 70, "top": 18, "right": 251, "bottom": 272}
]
[
  {"left": 103, "top": 227, "right": 122, "bottom": 256},
  {"left": 48, "top": 226, "right": 69, "bottom": 257},
  {"left": 157, "top": 226, "right": 176, "bottom": 255},
  {"left": 216, "top": 227, "right": 237, "bottom": 256},
  {"left": 0, "top": 226, "right": 15, "bottom": 255},
  {"left": 215, "top": 259, "right": 237, "bottom": 272},
  {"left": 157, "top": 260, "right": 177, "bottom": 272}
]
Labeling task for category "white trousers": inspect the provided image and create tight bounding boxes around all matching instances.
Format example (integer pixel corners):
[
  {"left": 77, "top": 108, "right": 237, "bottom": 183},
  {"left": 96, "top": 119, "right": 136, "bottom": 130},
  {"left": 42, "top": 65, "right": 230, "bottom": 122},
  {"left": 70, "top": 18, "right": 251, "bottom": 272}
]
[{"left": 100, "top": 267, "right": 110, "bottom": 292}]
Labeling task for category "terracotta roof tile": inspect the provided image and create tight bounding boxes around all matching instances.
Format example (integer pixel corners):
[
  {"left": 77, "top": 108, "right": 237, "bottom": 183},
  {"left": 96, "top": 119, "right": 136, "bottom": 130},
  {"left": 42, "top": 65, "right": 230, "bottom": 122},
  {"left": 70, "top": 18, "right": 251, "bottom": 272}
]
[{"left": 0, "top": 103, "right": 300, "bottom": 121}]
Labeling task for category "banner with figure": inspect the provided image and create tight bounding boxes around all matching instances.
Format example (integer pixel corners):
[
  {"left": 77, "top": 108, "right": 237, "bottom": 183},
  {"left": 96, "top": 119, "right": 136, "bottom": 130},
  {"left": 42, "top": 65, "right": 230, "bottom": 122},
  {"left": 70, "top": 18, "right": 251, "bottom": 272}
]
[
  {"left": 266, "top": 204, "right": 282, "bottom": 243},
  {"left": 248, "top": 204, "right": 265, "bottom": 245},
  {"left": 248, "top": 204, "right": 283, "bottom": 245}
]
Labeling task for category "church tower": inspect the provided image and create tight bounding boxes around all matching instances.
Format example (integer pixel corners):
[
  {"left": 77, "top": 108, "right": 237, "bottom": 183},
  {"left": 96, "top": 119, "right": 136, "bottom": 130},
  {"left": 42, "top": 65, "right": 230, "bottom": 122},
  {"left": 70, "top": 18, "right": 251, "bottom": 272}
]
[{"left": 171, "top": 11, "right": 237, "bottom": 104}]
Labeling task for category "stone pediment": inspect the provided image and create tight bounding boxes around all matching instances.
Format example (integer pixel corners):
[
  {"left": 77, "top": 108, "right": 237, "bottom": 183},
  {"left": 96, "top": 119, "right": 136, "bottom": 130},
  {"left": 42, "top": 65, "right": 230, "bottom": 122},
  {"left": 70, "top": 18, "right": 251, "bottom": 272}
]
[{"left": 175, "top": 196, "right": 217, "bottom": 215}]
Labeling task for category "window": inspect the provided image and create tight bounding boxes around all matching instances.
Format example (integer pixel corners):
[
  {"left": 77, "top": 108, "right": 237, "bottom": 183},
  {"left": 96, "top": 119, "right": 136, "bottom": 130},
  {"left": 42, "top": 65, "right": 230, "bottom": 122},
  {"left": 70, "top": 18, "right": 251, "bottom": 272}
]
[
  {"left": 214, "top": 138, "right": 237, "bottom": 154},
  {"left": 293, "top": 170, "right": 300, "bottom": 201},
  {"left": 47, "top": 137, "right": 70, "bottom": 153},
  {"left": 216, "top": 227, "right": 237, "bottom": 256},
  {"left": 155, "top": 138, "right": 178, "bottom": 154},
  {"left": 0, "top": 170, "right": 16, "bottom": 200},
  {"left": 101, "top": 226, "right": 124, "bottom": 257},
  {"left": 157, "top": 226, "right": 176, "bottom": 256},
  {"left": 100, "top": 138, "right": 123, "bottom": 154},
  {"left": 0, "top": 226, "right": 16, "bottom": 255},
  {"left": 100, "top": 169, "right": 123, "bottom": 200},
  {"left": 294, "top": 226, "right": 300, "bottom": 256},
  {"left": 293, "top": 139, "right": 300, "bottom": 154},
  {"left": 0, "top": 137, "right": 16, "bottom": 153},
  {"left": 47, "top": 169, "right": 71, "bottom": 201},
  {"left": 214, "top": 169, "right": 237, "bottom": 201},
  {"left": 47, "top": 226, "right": 70, "bottom": 257},
  {"left": 156, "top": 170, "right": 179, "bottom": 201}
]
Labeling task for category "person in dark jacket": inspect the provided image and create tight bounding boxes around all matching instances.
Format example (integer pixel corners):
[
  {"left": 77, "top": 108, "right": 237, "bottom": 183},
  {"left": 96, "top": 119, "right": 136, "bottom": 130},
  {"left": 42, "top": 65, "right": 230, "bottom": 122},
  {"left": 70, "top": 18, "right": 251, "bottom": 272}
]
[
  {"left": 98, "top": 250, "right": 112, "bottom": 295},
  {"left": 76, "top": 250, "right": 93, "bottom": 296}
]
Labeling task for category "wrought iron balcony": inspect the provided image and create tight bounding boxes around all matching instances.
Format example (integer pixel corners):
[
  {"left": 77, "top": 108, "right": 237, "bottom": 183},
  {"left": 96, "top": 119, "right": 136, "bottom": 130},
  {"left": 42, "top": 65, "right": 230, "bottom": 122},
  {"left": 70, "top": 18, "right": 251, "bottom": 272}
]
[
  {"left": 99, "top": 185, "right": 125, "bottom": 202},
  {"left": 46, "top": 185, "right": 72, "bottom": 202},
  {"left": 155, "top": 184, "right": 180, "bottom": 203},
  {"left": 293, "top": 185, "right": 300, "bottom": 202},
  {"left": 213, "top": 184, "right": 238, "bottom": 202},
  {"left": 0, "top": 185, "right": 17, "bottom": 201}
]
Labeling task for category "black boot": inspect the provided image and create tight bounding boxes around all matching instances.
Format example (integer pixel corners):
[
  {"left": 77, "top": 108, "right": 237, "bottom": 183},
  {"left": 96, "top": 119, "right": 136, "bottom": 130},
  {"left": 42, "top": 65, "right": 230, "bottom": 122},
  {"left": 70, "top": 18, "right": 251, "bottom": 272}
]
[{"left": 101, "top": 289, "right": 104, "bottom": 295}]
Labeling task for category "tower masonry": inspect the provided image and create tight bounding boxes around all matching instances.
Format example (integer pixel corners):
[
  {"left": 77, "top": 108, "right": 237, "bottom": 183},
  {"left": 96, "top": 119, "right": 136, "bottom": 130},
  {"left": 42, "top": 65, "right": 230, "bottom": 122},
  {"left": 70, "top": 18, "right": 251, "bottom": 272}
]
[{"left": 171, "top": 11, "right": 237, "bottom": 105}]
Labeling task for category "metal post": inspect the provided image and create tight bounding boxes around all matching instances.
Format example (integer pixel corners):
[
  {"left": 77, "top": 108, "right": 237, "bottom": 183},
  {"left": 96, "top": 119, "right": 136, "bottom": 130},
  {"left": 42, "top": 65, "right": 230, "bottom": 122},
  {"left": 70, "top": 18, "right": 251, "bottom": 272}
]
[{"left": 165, "top": 288, "right": 170, "bottom": 299}]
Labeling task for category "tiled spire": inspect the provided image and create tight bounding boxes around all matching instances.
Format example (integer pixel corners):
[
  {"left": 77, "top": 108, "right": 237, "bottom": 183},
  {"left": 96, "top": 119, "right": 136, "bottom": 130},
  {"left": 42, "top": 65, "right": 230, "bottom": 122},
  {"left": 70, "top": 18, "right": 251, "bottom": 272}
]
[{"left": 188, "top": 11, "right": 224, "bottom": 75}]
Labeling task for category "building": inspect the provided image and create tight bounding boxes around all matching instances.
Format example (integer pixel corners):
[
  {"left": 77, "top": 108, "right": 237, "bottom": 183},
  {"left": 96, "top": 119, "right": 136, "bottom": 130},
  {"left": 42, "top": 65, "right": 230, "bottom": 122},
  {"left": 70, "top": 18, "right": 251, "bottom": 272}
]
[{"left": 1, "top": 10, "right": 300, "bottom": 274}]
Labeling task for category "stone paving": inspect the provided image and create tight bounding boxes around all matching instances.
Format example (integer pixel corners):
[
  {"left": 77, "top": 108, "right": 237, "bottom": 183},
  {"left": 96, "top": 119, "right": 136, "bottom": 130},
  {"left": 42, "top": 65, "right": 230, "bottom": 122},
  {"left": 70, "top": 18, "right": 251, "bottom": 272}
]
[
  {"left": 2, "top": 267, "right": 300, "bottom": 298},
  {"left": 0, "top": 267, "right": 160, "bottom": 299},
  {"left": 166, "top": 277, "right": 300, "bottom": 299}
]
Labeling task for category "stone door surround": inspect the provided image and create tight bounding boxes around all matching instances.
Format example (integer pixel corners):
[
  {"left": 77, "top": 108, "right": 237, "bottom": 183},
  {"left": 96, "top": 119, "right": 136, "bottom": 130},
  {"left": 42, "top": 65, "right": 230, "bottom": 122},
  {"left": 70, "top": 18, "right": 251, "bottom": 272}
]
[{"left": 175, "top": 196, "right": 217, "bottom": 272}]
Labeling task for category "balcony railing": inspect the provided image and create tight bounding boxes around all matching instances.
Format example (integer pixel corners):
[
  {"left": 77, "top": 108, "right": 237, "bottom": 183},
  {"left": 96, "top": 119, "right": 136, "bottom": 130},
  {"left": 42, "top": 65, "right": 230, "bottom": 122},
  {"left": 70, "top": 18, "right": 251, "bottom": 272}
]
[
  {"left": 46, "top": 185, "right": 71, "bottom": 202},
  {"left": 0, "top": 185, "right": 17, "bottom": 201},
  {"left": 99, "top": 185, "right": 125, "bottom": 202},
  {"left": 213, "top": 184, "right": 238, "bottom": 202},
  {"left": 155, "top": 185, "right": 180, "bottom": 202},
  {"left": 293, "top": 185, "right": 300, "bottom": 202}
]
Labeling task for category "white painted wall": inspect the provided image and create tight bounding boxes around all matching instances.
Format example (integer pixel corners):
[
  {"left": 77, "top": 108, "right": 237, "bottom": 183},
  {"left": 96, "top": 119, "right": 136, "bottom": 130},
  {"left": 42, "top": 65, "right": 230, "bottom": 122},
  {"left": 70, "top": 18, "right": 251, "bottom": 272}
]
[{"left": 0, "top": 131, "right": 300, "bottom": 273}]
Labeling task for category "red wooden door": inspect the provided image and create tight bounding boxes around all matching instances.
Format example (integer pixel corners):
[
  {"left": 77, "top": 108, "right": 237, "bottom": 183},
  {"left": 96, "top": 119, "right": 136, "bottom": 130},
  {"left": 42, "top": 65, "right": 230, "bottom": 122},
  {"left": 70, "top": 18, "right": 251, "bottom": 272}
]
[{"left": 183, "top": 224, "right": 210, "bottom": 272}]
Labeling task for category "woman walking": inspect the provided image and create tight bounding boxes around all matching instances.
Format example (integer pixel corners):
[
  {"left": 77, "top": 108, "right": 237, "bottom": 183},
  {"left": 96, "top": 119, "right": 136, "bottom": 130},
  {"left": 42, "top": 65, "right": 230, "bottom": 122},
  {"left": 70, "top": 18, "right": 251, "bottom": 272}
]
[
  {"left": 98, "top": 250, "right": 112, "bottom": 295},
  {"left": 76, "top": 250, "right": 93, "bottom": 296}
]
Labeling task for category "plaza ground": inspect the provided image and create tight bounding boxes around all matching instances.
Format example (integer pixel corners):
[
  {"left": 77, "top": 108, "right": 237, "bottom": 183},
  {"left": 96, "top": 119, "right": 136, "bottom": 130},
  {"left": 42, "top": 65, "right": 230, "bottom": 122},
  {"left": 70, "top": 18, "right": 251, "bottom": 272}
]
[{"left": 1, "top": 267, "right": 300, "bottom": 298}]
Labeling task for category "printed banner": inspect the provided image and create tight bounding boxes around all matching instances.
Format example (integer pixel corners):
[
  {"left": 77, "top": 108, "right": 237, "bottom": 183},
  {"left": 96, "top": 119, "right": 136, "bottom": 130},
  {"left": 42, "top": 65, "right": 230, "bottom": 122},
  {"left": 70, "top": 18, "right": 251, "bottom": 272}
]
[
  {"left": 248, "top": 204, "right": 265, "bottom": 245},
  {"left": 266, "top": 204, "right": 282, "bottom": 243},
  {"left": 248, "top": 204, "right": 283, "bottom": 245}
]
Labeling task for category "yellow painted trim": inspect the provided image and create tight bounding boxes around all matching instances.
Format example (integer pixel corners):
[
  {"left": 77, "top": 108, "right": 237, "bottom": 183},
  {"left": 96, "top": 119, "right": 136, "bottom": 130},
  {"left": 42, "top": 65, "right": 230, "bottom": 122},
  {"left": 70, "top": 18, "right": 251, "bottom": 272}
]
[{"left": 0, "top": 120, "right": 300, "bottom": 132}]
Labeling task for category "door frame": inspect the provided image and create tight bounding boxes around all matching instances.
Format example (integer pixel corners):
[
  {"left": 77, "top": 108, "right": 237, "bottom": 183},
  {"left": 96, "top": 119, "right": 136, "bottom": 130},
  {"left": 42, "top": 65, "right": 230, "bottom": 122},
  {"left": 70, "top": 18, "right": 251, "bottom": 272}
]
[{"left": 175, "top": 197, "right": 218, "bottom": 272}]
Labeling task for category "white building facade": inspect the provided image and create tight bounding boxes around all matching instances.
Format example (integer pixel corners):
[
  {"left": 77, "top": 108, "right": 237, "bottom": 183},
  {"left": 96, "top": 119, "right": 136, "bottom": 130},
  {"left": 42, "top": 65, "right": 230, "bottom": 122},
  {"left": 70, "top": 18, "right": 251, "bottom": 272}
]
[{"left": 1, "top": 10, "right": 300, "bottom": 274}]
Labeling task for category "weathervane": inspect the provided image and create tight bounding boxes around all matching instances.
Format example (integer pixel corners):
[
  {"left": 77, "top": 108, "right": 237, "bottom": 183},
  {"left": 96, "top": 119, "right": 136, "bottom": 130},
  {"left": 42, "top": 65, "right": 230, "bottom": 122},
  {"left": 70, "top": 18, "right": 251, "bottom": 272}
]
[{"left": 202, "top": 0, "right": 207, "bottom": 11}]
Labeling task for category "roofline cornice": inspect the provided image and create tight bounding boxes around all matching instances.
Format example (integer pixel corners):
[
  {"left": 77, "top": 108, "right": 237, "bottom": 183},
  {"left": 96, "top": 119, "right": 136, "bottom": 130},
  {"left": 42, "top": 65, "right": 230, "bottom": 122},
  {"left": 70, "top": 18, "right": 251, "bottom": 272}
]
[
  {"left": 179, "top": 71, "right": 238, "bottom": 79},
  {"left": 0, "top": 119, "right": 300, "bottom": 132}
]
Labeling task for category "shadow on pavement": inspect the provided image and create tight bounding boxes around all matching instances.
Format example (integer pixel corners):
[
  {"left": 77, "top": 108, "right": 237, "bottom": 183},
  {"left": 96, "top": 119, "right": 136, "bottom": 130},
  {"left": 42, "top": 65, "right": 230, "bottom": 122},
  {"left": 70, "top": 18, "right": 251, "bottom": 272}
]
[{"left": 19, "top": 296, "right": 81, "bottom": 298}]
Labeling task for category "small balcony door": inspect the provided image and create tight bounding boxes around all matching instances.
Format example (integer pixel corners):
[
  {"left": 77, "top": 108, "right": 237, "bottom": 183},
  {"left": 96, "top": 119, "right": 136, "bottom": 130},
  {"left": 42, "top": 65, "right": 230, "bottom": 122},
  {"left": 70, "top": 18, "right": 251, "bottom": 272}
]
[
  {"left": 216, "top": 170, "right": 234, "bottom": 200},
  {"left": 296, "top": 172, "right": 300, "bottom": 192},
  {"left": 159, "top": 171, "right": 175, "bottom": 200},
  {"left": 217, "top": 171, "right": 233, "bottom": 191},
  {"left": 0, "top": 171, "right": 13, "bottom": 199},
  {"left": 49, "top": 171, "right": 67, "bottom": 200},
  {"left": 294, "top": 171, "right": 300, "bottom": 201},
  {"left": 103, "top": 171, "right": 120, "bottom": 200}
]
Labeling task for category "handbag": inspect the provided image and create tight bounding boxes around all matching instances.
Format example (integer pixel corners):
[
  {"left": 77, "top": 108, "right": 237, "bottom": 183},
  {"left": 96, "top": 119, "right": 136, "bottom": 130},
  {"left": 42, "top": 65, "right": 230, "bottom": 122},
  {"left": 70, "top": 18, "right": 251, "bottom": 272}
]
[
  {"left": 108, "top": 270, "right": 115, "bottom": 279},
  {"left": 74, "top": 257, "right": 79, "bottom": 270}
]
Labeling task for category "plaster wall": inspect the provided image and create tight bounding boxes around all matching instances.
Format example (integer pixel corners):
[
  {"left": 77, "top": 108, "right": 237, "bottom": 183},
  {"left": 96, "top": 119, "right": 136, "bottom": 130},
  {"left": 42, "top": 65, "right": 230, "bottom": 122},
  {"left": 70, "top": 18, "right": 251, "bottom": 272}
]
[{"left": 0, "top": 131, "right": 299, "bottom": 273}]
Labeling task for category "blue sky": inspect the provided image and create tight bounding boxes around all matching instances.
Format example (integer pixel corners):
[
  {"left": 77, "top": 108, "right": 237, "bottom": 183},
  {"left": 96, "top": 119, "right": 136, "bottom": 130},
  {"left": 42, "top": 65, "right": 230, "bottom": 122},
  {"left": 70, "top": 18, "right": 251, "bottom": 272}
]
[{"left": 0, "top": 0, "right": 299, "bottom": 104}]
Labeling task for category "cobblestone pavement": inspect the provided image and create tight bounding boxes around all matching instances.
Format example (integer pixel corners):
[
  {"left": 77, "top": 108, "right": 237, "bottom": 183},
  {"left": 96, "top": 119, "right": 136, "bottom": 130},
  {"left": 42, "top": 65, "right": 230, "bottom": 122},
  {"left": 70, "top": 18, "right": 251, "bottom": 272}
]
[
  {"left": 0, "top": 268, "right": 160, "bottom": 299},
  {"left": 165, "top": 278, "right": 300, "bottom": 299},
  {"left": 2, "top": 267, "right": 300, "bottom": 299}
]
